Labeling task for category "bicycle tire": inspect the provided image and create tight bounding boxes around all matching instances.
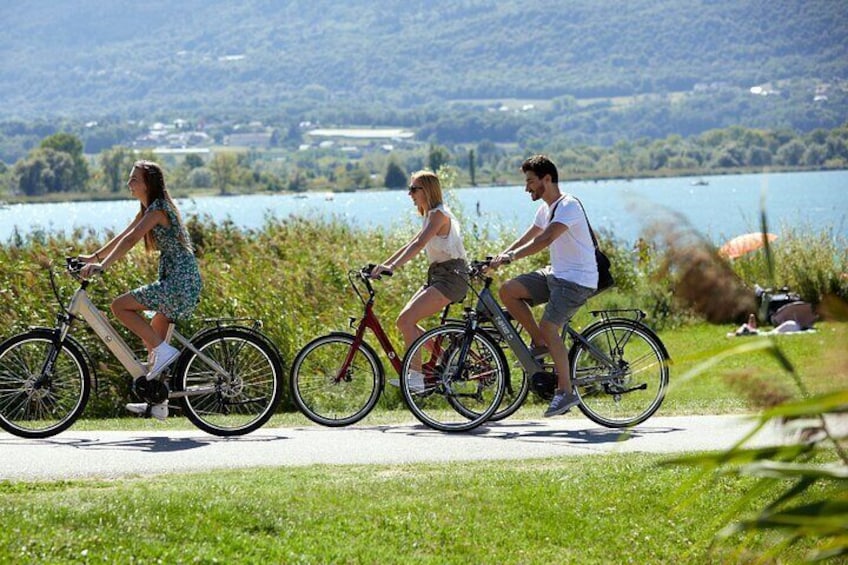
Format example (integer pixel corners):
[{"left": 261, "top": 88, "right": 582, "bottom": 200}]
[
  {"left": 488, "top": 368, "right": 529, "bottom": 421},
  {"left": 174, "top": 326, "right": 283, "bottom": 436},
  {"left": 0, "top": 328, "right": 90, "bottom": 438},
  {"left": 570, "top": 320, "right": 669, "bottom": 428},
  {"left": 401, "top": 324, "right": 505, "bottom": 432},
  {"left": 289, "top": 333, "right": 382, "bottom": 427}
]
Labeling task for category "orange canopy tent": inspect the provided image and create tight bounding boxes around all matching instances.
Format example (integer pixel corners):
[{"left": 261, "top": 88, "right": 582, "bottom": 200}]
[{"left": 719, "top": 232, "right": 777, "bottom": 259}]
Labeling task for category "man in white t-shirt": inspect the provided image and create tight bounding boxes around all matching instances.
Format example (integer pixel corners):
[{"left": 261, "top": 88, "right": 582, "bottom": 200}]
[{"left": 489, "top": 155, "right": 598, "bottom": 417}]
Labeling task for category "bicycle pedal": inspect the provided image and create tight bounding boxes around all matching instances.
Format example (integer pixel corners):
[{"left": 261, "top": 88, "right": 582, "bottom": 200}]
[
  {"left": 529, "top": 371, "right": 557, "bottom": 401},
  {"left": 133, "top": 377, "right": 170, "bottom": 404}
]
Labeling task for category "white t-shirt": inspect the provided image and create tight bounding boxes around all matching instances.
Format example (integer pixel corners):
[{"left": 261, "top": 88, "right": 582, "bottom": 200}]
[
  {"left": 532, "top": 195, "right": 598, "bottom": 288},
  {"left": 424, "top": 204, "right": 467, "bottom": 264}
]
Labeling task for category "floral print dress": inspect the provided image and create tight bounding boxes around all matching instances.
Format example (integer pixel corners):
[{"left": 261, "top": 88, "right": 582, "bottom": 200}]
[{"left": 130, "top": 199, "right": 202, "bottom": 320}]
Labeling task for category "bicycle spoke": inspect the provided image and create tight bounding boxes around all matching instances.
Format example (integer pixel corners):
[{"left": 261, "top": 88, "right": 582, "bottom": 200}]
[
  {"left": 572, "top": 321, "right": 668, "bottom": 427},
  {"left": 0, "top": 331, "right": 89, "bottom": 438},
  {"left": 177, "top": 328, "right": 282, "bottom": 436},
  {"left": 290, "top": 335, "right": 381, "bottom": 427}
]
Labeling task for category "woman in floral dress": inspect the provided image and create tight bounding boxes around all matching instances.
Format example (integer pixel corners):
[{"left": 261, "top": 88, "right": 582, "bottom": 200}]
[{"left": 79, "top": 160, "right": 202, "bottom": 420}]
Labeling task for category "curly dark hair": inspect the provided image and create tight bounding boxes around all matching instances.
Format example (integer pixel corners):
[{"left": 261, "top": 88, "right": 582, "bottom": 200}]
[{"left": 521, "top": 154, "right": 559, "bottom": 184}]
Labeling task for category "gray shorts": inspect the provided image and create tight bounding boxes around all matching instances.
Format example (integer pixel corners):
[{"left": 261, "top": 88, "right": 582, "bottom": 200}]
[
  {"left": 426, "top": 259, "right": 469, "bottom": 303},
  {"left": 513, "top": 267, "right": 595, "bottom": 327}
]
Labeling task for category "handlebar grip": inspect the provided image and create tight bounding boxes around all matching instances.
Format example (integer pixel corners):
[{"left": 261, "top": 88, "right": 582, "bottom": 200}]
[
  {"left": 66, "top": 256, "right": 84, "bottom": 272},
  {"left": 362, "top": 264, "right": 392, "bottom": 279}
]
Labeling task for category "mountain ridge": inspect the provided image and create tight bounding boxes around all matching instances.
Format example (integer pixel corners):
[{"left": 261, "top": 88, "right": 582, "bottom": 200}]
[{"left": 2, "top": 0, "right": 846, "bottom": 120}]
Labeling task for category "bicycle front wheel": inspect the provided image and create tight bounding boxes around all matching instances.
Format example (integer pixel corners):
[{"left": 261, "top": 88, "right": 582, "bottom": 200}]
[
  {"left": 401, "top": 325, "right": 505, "bottom": 432},
  {"left": 0, "top": 329, "right": 90, "bottom": 438},
  {"left": 570, "top": 320, "right": 669, "bottom": 428},
  {"left": 289, "top": 334, "right": 382, "bottom": 427},
  {"left": 174, "top": 327, "right": 283, "bottom": 436}
]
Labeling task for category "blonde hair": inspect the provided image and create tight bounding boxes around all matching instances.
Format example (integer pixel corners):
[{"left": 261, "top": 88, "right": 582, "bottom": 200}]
[{"left": 411, "top": 170, "right": 443, "bottom": 216}]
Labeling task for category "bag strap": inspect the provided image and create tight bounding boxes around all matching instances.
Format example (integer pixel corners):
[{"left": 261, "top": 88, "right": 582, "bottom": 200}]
[{"left": 549, "top": 195, "right": 600, "bottom": 251}]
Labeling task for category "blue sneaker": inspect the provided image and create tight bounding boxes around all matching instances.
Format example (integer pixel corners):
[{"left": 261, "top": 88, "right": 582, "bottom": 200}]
[{"left": 544, "top": 390, "right": 579, "bottom": 417}]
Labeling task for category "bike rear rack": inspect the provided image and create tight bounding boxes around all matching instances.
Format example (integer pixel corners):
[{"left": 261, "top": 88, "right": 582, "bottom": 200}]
[{"left": 590, "top": 309, "right": 645, "bottom": 324}]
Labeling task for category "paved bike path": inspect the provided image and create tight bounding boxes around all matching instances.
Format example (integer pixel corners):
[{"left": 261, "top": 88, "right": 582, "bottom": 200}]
[{"left": 0, "top": 414, "right": 792, "bottom": 481}]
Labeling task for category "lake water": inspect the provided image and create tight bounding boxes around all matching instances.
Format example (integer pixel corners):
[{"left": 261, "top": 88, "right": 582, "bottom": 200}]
[{"left": 1, "top": 170, "right": 846, "bottom": 245}]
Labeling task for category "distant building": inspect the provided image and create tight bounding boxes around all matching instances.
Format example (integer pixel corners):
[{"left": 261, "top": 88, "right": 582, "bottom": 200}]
[
  {"left": 225, "top": 132, "right": 273, "bottom": 147},
  {"left": 306, "top": 128, "right": 414, "bottom": 141}
]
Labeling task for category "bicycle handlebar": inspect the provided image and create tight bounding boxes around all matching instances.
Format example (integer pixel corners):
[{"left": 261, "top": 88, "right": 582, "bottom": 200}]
[
  {"left": 469, "top": 256, "right": 513, "bottom": 279},
  {"left": 359, "top": 263, "right": 393, "bottom": 280}
]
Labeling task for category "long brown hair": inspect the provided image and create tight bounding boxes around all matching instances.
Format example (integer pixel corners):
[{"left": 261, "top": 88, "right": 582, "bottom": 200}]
[
  {"left": 411, "top": 170, "right": 443, "bottom": 216},
  {"left": 133, "top": 160, "right": 192, "bottom": 252}
]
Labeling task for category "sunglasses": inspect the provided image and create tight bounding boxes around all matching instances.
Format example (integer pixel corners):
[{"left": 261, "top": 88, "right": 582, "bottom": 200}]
[{"left": 408, "top": 185, "right": 425, "bottom": 193}]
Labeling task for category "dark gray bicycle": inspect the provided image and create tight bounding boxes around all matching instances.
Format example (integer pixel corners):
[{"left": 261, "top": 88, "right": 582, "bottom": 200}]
[{"left": 399, "top": 258, "right": 670, "bottom": 428}]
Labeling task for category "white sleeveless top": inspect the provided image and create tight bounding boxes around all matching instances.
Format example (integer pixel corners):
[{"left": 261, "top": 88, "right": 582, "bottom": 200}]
[{"left": 424, "top": 204, "right": 467, "bottom": 264}]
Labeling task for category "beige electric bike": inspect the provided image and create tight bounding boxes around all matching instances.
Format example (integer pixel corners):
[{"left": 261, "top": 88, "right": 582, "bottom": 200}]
[{"left": 0, "top": 258, "right": 284, "bottom": 438}]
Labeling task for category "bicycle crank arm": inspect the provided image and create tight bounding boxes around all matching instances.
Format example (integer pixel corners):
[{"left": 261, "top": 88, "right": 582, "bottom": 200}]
[{"left": 616, "top": 383, "right": 648, "bottom": 394}]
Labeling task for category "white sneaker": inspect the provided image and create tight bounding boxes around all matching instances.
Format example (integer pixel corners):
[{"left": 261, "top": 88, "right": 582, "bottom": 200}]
[
  {"left": 126, "top": 401, "right": 169, "bottom": 422},
  {"left": 147, "top": 343, "right": 179, "bottom": 380}
]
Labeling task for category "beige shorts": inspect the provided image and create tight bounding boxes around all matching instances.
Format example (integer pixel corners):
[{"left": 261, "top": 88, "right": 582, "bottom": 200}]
[{"left": 425, "top": 259, "right": 469, "bottom": 303}]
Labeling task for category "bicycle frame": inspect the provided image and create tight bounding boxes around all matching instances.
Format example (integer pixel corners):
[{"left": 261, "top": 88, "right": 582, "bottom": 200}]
[
  {"left": 53, "top": 268, "right": 232, "bottom": 397},
  {"left": 464, "top": 263, "right": 623, "bottom": 379},
  {"left": 334, "top": 268, "right": 455, "bottom": 383}
]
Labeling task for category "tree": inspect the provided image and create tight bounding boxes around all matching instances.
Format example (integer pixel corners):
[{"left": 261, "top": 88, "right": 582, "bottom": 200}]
[
  {"left": 209, "top": 152, "right": 239, "bottom": 195},
  {"left": 184, "top": 154, "right": 204, "bottom": 170},
  {"left": 427, "top": 144, "right": 451, "bottom": 173},
  {"left": 468, "top": 148, "right": 476, "bottom": 186},
  {"left": 99, "top": 146, "right": 136, "bottom": 193},
  {"left": 40, "top": 132, "right": 89, "bottom": 191},
  {"left": 776, "top": 139, "right": 806, "bottom": 167},
  {"left": 14, "top": 148, "right": 74, "bottom": 196},
  {"left": 384, "top": 160, "right": 407, "bottom": 189}
]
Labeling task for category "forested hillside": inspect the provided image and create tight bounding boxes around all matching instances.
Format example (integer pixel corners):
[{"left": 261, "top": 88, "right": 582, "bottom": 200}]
[{"left": 1, "top": 0, "right": 846, "bottom": 118}]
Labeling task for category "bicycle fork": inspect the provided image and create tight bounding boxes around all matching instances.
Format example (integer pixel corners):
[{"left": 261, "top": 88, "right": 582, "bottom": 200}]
[{"left": 33, "top": 315, "right": 76, "bottom": 391}]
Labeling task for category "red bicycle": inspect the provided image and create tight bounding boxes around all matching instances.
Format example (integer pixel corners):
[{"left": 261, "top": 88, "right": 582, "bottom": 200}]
[{"left": 289, "top": 265, "right": 504, "bottom": 431}]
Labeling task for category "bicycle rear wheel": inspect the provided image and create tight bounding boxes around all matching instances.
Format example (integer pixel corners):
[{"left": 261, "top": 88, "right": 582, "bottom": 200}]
[
  {"left": 0, "top": 329, "right": 90, "bottom": 438},
  {"left": 289, "top": 333, "right": 382, "bottom": 426},
  {"left": 174, "top": 327, "right": 283, "bottom": 436},
  {"left": 401, "top": 325, "right": 505, "bottom": 432},
  {"left": 570, "top": 320, "right": 669, "bottom": 428}
]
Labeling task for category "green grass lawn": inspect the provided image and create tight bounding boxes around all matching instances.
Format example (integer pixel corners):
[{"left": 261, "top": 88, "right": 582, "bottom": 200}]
[{"left": 1, "top": 454, "right": 839, "bottom": 564}]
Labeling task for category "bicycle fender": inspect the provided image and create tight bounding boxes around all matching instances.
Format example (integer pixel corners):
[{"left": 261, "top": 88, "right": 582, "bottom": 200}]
[
  {"left": 188, "top": 324, "right": 278, "bottom": 350},
  {"left": 577, "top": 319, "right": 671, "bottom": 361},
  {"left": 186, "top": 323, "right": 285, "bottom": 365}
]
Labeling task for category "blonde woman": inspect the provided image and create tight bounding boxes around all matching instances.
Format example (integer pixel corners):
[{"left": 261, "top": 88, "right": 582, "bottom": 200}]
[
  {"left": 79, "top": 160, "right": 202, "bottom": 420},
  {"left": 371, "top": 171, "right": 468, "bottom": 390}
]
